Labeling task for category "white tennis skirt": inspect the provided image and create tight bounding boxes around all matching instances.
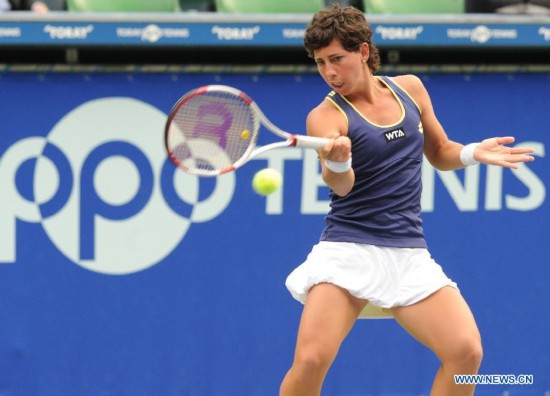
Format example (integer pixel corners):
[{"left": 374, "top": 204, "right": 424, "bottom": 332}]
[{"left": 285, "top": 241, "right": 458, "bottom": 319}]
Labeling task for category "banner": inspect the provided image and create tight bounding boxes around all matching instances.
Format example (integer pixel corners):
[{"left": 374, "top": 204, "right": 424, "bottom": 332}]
[
  {"left": 1, "top": 14, "right": 550, "bottom": 48},
  {"left": 0, "top": 71, "right": 548, "bottom": 395}
]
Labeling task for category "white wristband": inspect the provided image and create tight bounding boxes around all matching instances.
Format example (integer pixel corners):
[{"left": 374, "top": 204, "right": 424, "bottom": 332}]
[
  {"left": 325, "top": 158, "right": 352, "bottom": 173},
  {"left": 460, "top": 143, "right": 480, "bottom": 166}
]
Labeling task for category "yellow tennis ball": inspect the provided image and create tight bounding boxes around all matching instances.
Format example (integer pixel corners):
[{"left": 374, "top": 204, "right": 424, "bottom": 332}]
[
  {"left": 241, "top": 129, "right": 250, "bottom": 140},
  {"left": 252, "top": 168, "right": 282, "bottom": 196}
]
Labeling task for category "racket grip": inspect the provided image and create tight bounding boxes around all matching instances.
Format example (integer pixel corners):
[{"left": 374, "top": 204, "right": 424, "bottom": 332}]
[{"left": 294, "top": 135, "right": 330, "bottom": 149}]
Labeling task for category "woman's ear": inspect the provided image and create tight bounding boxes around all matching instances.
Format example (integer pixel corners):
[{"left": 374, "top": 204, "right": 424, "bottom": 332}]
[{"left": 360, "top": 42, "right": 370, "bottom": 63}]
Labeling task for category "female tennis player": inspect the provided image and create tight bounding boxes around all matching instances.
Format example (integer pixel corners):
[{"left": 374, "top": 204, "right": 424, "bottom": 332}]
[{"left": 281, "top": 4, "right": 535, "bottom": 396}]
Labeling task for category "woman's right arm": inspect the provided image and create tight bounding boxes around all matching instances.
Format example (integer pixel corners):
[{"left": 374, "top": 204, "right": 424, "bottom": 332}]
[{"left": 306, "top": 102, "right": 354, "bottom": 197}]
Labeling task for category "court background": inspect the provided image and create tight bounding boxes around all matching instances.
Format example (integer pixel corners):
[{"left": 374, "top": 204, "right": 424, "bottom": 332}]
[{"left": 1, "top": 13, "right": 549, "bottom": 396}]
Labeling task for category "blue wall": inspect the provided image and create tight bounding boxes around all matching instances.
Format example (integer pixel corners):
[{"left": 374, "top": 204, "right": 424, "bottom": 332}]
[{"left": 0, "top": 70, "right": 548, "bottom": 395}]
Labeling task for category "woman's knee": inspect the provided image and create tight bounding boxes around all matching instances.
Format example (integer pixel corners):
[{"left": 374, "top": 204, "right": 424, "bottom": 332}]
[
  {"left": 444, "top": 333, "right": 483, "bottom": 369},
  {"left": 293, "top": 343, "right": 337, "bottom": 375},
  {"left": 461, "top": 336, "right": 483, "bottom": 368}
]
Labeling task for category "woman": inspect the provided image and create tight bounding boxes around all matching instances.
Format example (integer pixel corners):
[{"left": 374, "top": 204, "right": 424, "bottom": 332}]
[{"left": 281, "top": 4, "right": 535, "bottom": 396}]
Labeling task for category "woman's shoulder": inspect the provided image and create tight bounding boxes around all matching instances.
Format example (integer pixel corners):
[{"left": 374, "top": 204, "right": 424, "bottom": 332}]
[
  {"left": 306, "top": 98, "right": 348, "bottom": 137},
  {"left": 387, "top": 74, "right": 425, "bottom": 91},
  {"left": 385, "top": 74, "right": 430, "bottom": 110}
]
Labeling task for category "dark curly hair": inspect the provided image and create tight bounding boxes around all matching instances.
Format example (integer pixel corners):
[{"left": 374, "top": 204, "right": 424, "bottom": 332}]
[{"left": 304, "top": 3, "right": 381, "bottom": 73}]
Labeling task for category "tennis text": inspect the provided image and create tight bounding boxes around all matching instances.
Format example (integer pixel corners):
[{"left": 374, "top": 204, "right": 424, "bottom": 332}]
[{"left": 256, "top": 144, "right": 545, "bottom": 214}]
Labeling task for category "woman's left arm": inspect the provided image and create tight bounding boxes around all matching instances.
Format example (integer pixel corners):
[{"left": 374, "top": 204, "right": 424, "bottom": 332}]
[{"left": 397, "top": 74, "right": 535, "bottom": 170}]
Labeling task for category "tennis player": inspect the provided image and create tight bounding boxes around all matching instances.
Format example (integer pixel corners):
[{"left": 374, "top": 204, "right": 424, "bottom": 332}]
[{"left": 281, "top": 4, "right": 535, "bottom": 396}]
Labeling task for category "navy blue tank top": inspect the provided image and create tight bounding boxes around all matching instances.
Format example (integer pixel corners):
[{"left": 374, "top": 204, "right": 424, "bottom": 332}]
[{"left": 320, "top": 76, "right": 427, "bottom": 248}]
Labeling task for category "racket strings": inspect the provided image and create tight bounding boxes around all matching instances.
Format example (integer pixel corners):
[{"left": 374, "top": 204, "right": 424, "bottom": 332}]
[{"left": 167, "top": 91, "right": 257, "bottom": 174}]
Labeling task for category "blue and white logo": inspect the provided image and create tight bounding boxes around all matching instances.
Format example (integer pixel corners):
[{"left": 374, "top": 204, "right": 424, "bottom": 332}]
[{"left": 0, "top": 98, "right": 234, "bottom": 274}]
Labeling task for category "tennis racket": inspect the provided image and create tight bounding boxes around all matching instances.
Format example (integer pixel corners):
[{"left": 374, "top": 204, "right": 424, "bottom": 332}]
[{"left": 164, "top": 84, "right": 329, "bottom": 177}]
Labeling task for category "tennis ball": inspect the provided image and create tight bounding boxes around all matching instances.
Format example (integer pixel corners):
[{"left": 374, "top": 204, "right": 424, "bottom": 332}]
[{"left": 252, "top": 168, "right": 282, "bottom": 196}]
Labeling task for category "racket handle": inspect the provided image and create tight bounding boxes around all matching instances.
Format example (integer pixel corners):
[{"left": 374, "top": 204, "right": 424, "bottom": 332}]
[{"left": 294, "top": 135, "right": 330, "bottom": 149}]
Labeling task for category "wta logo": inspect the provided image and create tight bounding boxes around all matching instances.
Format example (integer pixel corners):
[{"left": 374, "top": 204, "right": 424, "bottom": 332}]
[{"left": 0, "top": 98, "right": 234, "bottom": 275}]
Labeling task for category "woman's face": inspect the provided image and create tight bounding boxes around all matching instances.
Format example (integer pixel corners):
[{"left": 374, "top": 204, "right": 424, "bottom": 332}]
[{"left": 313, "top": 39, "right": 366, "bottom": 96}]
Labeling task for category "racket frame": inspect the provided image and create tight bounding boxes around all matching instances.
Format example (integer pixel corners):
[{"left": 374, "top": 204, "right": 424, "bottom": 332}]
[{"left": 165, "top": 84, "right": 329, "bottom": 176}]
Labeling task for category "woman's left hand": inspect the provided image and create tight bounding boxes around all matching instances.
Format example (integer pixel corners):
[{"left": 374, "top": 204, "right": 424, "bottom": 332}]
[{"left": 475, "top": 137, "right": 535, "bottom": 169}]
